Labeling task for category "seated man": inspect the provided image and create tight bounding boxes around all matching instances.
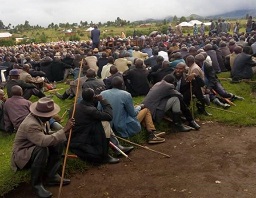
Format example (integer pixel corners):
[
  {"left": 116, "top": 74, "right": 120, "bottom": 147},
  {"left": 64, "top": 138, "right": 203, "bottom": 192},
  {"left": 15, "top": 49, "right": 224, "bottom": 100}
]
[
  {"left": 0, "top": 89, "right": 5, "bottom": 131},
  {"left": 100, "top": 76, "right": 165, "bottom": 144},
  {"left": 103, "top": 65, "right": 124, "bottom": 90},
  {"left": 196, "top": 52, "right": 244, "bottom": 108},
  {"left": 70, "top": 88, "right": 133, "bottom": 164},
  {"left": 82, "top": 68, "right": 106, "bottom": 95},
  {"left": 123, "top": 58, "right": 150, "bottom": 97},
  {"left": 11, "top": 97, "right": 75, "bottom": 198},
  {"left": 231, "top": 46, "right": 256, "bottom": 81},
  {"left": 142, "top": 74, "right": 200, "bottom": 131},
  {"left": 150, "top": 60, "right": 174, "bottom": 84},
  {"left": 55, "top": 66, "right": 89, "bottom": 100},
  {"left": 171, "top": 61, "right": 211, "bottom": 116},
  {"left": 19, "top": 64, "right": 45, "bottom": 93},
  {"left": 4, "top": 85, "right": 32, "bottom": 132},
  {"left": 6, "top": 69, "right": 45, "bottom": 100}
]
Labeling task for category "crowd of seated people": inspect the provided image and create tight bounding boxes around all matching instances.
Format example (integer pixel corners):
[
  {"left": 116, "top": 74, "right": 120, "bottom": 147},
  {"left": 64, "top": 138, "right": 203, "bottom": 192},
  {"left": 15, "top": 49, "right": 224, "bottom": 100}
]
[{"left": 1, "top": 19, "right": 256, "bottom": 197}]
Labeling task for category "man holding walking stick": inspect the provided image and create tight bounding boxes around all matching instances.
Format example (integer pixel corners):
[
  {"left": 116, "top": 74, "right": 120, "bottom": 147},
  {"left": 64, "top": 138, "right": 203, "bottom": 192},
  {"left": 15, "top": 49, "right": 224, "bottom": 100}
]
[{"left": 11, "top": 97, "right": 75, "bottom": 198}]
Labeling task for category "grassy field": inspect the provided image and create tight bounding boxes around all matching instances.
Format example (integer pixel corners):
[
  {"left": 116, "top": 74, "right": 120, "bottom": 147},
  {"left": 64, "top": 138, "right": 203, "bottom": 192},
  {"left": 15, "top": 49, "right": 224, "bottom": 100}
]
[
  {"left": 8, "top": 18, "right": 249, "bottom": 43},
  {"left": 1, "top": 71, "right": 256, "bottom": 195}
]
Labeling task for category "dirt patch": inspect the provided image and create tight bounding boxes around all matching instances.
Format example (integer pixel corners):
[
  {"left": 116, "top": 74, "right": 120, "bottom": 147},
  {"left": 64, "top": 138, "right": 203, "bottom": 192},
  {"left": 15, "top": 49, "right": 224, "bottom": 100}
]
[{"left": 4, "top": 121, "right": 256, "bottom": 198}]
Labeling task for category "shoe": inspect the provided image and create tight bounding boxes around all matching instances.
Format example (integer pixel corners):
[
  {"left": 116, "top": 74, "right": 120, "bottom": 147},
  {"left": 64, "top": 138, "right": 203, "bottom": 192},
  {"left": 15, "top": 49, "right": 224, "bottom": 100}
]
[
  {"left": 45, "top": 174, "right": 71, "bottom": 186},
  {"left": 115, "top": 145, "right": 134, "bottom": 155},
  {"left": 196, "top": 103, "right": 212, "bottom": 116},
  {"left": 223, "top": 103, "right": 231, "bottom": 109},
  {"left": 148, "top": 135, "right": 165, "bottom": 144},
  {"left": 153, "top": 131, "right": 166, "bottom": 138},
  {"left": 231, "top": 95, "right": 244, "bottom": 101},
  {"left": 55, "top": 92, "right": 64, "bottom": 100},
  {"left": 107, "top": 155, "right": 120, "bottom": 164},
  {"left": 188, "top": 120, "right": 200, "bottom": 130},
  {"left": 174, "top": 124, "right": 192, "bottom": 132}
]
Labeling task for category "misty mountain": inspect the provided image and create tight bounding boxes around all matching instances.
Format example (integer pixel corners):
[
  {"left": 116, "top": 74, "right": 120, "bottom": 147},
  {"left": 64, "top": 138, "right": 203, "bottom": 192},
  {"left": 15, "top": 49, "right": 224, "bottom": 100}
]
[
  {"left": 207, "top": 9, "right": 256, "bottom": 19},
  {"left": 135, "top": 9, "right": 256, "bottom": 23}
]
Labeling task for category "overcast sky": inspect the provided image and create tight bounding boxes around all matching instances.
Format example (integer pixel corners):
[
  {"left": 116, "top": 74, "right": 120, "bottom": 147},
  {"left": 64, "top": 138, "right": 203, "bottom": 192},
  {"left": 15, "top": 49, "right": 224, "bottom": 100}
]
[{"left": 0, "top": 0, "right": 255, "bottom": 27}]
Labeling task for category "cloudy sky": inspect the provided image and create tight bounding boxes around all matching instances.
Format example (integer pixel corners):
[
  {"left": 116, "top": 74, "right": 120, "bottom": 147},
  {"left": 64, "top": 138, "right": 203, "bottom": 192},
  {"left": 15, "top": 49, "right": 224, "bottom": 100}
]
[{"left": 0, "top": 0, "right": 255, "bottom": 27}]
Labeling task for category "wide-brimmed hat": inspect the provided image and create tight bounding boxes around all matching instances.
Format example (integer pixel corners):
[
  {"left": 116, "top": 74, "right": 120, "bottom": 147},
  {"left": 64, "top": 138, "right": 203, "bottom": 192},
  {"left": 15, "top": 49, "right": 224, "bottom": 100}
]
[{"left": 30, "top": 97, "right": 60, "bottom": 117}]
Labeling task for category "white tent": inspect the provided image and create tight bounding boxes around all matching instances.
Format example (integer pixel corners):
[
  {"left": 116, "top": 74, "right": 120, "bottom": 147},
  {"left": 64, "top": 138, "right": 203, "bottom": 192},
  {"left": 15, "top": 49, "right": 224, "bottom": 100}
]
[
  {"left": 204, "top": 22, "right": 212, "bottom": 26},
  {"left": 176, "top": 22, "right": 193, "bottom": 27},
  {"left": 0, "top": 32, "right": 12, "bottom": 38},
  {"left": 86, "top": 27, "right": 94, "bottom": 32},
  {"left": 189, "top": 20, "right": 203, "bottom": 25}
]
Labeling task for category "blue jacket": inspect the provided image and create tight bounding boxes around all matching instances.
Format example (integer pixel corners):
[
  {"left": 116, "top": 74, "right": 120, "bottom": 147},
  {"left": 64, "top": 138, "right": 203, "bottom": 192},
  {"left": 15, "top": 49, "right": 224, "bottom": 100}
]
[{"left": 100, "top": 88, "right": 141, "bottom": 138}]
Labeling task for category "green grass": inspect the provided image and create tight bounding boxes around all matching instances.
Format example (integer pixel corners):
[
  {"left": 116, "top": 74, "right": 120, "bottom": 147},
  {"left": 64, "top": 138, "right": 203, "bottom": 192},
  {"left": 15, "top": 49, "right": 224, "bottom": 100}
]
[{"left": 1, "top": 73, "right": 256, "bottom": 195}]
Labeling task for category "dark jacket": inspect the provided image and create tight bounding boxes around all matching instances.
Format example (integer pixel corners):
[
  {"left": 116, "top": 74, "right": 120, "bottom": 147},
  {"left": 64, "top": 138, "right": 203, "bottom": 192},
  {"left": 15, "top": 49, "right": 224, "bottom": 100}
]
[
  {"left": 82, "top": 78, "right": 106, "bottom": 95},
  {"left": 231, "top": 52, "right": 256, "bottom": 80},
  {"left": 142, "top": 80, "right": 181, "bottom": 122},
  {"left": 6, "top": 79, "right": 36, "bottom": 98},
  {"left": 69, "top": 99, "right": 112, "bottom": 163},
  {"left": 150, "top": 67, "right": 174, "bottom": 84},
  {"left": 123, "top": 67, "right": 150, "bottom": 97}
]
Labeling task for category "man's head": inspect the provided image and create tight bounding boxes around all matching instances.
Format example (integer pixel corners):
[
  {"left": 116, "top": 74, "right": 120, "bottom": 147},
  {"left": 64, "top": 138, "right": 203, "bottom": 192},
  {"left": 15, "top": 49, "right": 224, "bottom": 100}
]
[
  {"left": 156, "top": 56, "right": 164, "bottom": 64},
  {"left": 23, "top": 64, "right": 30, "bottom": 72},
  {"left": 111, "top": 76, "right": 124, "bottom": 90},
  {"left": 234, "top": 46, "right": 243, "bottom": 54},
  {"left": 174, "top": 62, "right": 186, "bottom": 77},
  {"left": 110, "top": 65, "right": 118, "bottom": 75},
  {"left": 135, "top": 58, "right": 144, "bottom": 68},
  {"left": 163, "top": 74, "right": 176, "bottom": 84},
  {"left": 162, "top": 60, "right": 170, "bottom": 69},
  {"left": 243, "top": 46, "right": 252, "bottom": 55},
  {"left": 86, "top": 68, "right": 96, "bottom": 78},
  {"left": 186, "top": 55, "right": 195, "bottom": 67},
  {"left": 11, "top": 85, "right": 23, "bottom": 96},
  {"left": 82, "top": 88, "right": 95, "bottom": 102},
  {"left": 195, "top": 54, "right": 205, "bottom": 67}
]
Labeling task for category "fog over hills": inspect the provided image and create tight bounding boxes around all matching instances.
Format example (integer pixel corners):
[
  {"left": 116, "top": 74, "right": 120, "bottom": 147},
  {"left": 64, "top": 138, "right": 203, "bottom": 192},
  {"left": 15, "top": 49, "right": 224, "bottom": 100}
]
[{"left": 139, "top": 9, "right": 256, "bottom": 23}]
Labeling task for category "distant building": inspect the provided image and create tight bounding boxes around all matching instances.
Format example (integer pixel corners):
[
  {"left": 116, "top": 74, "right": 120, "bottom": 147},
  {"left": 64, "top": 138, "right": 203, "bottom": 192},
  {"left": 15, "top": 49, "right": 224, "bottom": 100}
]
[{"left": 0, "top": 32, "right": 12, "bottom": 39}]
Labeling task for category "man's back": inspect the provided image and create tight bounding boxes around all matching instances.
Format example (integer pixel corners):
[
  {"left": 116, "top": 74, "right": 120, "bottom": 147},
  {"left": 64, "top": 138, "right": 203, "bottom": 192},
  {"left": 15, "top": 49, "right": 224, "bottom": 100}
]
[
  {"left": 101, "top": 88, "right": 141, "bottom": 137},
  {"left": 4, "top": 96, "right": 31, "bottom": 131}
]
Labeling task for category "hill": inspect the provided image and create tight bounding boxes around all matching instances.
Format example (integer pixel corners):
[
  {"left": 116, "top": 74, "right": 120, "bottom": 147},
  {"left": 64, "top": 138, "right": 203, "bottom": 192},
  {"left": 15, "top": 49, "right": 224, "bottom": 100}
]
[{"left": 207, "top": 9, "right": 256, "bottom": 19}]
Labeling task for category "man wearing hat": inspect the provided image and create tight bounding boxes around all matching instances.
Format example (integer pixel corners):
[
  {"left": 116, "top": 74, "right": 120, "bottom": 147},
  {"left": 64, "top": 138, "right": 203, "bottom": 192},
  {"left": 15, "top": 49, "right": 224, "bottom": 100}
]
[
  {"left": 6, "top": 69, "right": 45, "bottom": 100},
  {"left": 11, "top": 97, "right": 75, "bottom": 198}
]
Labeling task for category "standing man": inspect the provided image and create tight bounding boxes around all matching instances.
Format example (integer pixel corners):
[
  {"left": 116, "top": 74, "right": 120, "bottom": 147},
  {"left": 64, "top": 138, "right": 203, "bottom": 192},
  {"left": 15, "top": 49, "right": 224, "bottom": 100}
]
[
  {"left": 11, "top": 97, "right": 75, "bottom": 198},
  {"left": 91, "top": 25, "right": 100, "bottom": 49}
]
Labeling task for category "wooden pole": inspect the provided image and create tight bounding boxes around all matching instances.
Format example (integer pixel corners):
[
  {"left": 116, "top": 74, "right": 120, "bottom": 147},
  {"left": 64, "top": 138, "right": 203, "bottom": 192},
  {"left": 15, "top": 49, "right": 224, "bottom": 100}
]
[
  {"left": 109, "top": 142, "right": 132, "bottom": 161},
  {"left": 190, "top": 82, "right": 194, "bottom": 119},
  {"left": 114, "top": 135, "right": 171, "bottom": 158},
  {"left": 58, "top": 59, "right": 83, "bottom": 198}
]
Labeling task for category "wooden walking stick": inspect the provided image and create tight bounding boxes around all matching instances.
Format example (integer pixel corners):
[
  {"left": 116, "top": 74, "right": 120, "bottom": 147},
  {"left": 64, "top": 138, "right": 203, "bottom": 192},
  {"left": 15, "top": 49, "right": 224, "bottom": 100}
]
[
  {"left": 109, "top": 141, "right": 132, "bottom": 161},
  {"left": 190, "top": 82, "right": 194, "bottom": 119},
  {"left": 58, "top": 59, "right": 83, "bottom": 198},
  {"left": 113, "top": 135, "right": 171, "bottom": 158}
]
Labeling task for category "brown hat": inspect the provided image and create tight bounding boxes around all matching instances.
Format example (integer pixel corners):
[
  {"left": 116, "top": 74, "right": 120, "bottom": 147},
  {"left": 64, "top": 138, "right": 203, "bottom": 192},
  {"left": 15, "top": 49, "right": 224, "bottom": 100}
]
[{"left": 30, "top": 97, "right": 60, "bottom": 117}]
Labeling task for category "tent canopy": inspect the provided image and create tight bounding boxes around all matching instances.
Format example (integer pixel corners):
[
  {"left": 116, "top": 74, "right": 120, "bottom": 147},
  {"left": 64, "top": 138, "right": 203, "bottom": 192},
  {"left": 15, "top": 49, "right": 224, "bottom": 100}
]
[
  {"left": 86, "top": 27, "right": 94, "bottom": 32},
  {"left": 189, "top": 20, "right": 203, "bottom": 25},
  {"left": 176, "top": 22, "right": 193, "bottom": 27}
]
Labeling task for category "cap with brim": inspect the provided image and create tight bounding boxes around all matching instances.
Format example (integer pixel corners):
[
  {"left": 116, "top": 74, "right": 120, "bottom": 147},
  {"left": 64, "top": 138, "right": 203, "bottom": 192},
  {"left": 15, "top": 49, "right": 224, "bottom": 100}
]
[
  {"left": 30, "top": 97, "right": 60, "bottom": 117},
  {"left": 9, "top": 69, "right": 20, "bottom": 76}
]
